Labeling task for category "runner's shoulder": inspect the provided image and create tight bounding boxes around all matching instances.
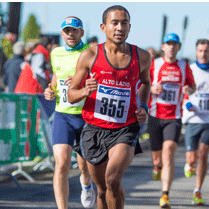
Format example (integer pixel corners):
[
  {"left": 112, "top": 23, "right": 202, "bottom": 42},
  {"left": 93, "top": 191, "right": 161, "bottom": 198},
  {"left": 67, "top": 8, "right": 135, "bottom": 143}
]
[
  {"left": 51, "top": 46, "right": 66, "bottom": 56},
  {"left": 79, "top": 45, "right": 98, "bottom": 61},
  {"left": 136, "top": 46, "right": 151, "bottom": 67}
]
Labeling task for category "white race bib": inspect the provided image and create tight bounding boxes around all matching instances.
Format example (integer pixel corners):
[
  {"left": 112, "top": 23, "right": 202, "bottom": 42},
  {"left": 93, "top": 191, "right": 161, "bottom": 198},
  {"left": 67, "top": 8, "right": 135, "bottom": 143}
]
[
  {"left": 192, "top": 92, "right": 209, "bottom": 113},
  {"left": 94, "top": 84, "right": 131, "bottom": 123},
  {"left": 59, "top": 80, "right": 84, "bottom": 107},
  {"left": 157, "top": 83, "right": 180, "bottom": 105}
]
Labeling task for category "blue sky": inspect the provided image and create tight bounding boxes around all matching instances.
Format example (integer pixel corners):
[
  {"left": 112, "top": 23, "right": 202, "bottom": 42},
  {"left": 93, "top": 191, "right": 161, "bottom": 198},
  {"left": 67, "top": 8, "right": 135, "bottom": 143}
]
[{"left": 2, "top": 2, "right": 209, "bottom": 60}]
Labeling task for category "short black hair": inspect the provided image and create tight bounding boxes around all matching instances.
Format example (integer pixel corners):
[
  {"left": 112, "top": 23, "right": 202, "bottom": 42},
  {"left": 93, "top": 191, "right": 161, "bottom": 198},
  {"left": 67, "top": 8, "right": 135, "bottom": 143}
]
[
  {"left": 102, "top": 5, "right": 130, "bottom": 24},
  {"left": 87, "top": 36, "right": 98, "bottom": 44},
  {"left": 196, "top": 39, "right": 209, "bottom": 46}
]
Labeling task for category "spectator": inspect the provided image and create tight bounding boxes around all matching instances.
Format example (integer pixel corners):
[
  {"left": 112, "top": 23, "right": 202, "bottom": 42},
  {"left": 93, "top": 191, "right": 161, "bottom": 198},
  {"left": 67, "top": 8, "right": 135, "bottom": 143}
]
[
  {"left": 87, "top": 36, "right": 98, "bottom": 47},
  {"left": 24, "top": 40, "right": 38, "bottom": 61},
  {"left": 2, "top": 41, "right": 25, "bottom": 93},
  {"left": 15, "top": 35, "right": 54, "bottom": 94}
]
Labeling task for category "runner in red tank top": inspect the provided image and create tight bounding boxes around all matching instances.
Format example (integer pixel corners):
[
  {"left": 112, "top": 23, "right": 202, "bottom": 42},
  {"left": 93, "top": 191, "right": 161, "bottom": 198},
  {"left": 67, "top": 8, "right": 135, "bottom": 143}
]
[
  {"left": 148, "top": 33, "right": 196, "bottom": 209},
  {"left": 68, "top": 5, "right": 151, "bottom": 209}
]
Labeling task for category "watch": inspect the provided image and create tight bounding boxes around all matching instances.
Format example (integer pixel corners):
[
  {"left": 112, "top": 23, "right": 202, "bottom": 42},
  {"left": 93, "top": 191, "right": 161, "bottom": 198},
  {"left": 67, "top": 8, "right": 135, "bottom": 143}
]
[{"left": 140, "top": 104, "right": 149, "bottom": 114}]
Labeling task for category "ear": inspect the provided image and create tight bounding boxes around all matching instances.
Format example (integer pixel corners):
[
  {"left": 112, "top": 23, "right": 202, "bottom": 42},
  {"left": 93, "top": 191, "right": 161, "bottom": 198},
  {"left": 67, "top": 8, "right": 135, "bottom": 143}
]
[
  {"left": 100, "top": 23, "right": 106, "bottom": 33},
  {"left": 129, "top": 23, "right": 131, "bottom": 33},
  {"left": 161, "top": 43, "right": 165, "bottom": 51},
  {"left": 80, "top": 29, "right": 84, "bottom": 38},
  {"left": 178, "top": 43, "right": 182, "bottom": 50},
  {"left": 61, "top": 30, "right": 65, "bottom": 39}
]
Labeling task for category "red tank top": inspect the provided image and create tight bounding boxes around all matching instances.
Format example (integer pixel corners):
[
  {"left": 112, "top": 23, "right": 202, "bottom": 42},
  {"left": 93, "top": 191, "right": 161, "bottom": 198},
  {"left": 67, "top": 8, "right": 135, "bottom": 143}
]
[{"left": 82, "top": 43, "right": 141, "bottom": 129}]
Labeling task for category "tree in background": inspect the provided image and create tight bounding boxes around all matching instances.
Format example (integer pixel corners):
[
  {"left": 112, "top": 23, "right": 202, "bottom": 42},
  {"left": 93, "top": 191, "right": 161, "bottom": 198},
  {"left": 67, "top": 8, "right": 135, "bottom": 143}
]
[{"left": 22, "top": 14, "right": 40, "bottom": 43}]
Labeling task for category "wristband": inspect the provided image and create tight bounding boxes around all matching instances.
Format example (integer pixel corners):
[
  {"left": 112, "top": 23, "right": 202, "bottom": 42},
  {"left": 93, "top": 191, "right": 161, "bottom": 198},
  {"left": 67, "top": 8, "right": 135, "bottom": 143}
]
[
  {"left": 140, "top": 104, "right": 149, "bottom": 114},
  {"left": 186, "top": 102, "right": 193, "bottom": 111}
]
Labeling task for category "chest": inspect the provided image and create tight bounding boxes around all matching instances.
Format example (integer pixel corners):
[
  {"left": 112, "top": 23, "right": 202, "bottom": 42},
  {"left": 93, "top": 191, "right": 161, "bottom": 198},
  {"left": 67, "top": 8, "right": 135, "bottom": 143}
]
[
  {"left": 53, "top": 54, "right": 80, "bottom": 77},
  {"left": 157, "top": 64, "right": 183, "bottom": 84},
  {"left": 105, "top": 53, "right": 131, "bottom": 69}
]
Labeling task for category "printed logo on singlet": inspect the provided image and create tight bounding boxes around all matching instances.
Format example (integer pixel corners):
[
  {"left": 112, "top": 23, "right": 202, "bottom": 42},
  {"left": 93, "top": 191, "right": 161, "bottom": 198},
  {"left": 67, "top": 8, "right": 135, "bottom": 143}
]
[
  {"left": 60, "top": 80, "right": 65, "bottom": 85},
  {"left": 99, "top": 85, "right": 130, "bottom": 97},
  {"left": 94, "top": 84, "right": 131, "bottom": 123}
]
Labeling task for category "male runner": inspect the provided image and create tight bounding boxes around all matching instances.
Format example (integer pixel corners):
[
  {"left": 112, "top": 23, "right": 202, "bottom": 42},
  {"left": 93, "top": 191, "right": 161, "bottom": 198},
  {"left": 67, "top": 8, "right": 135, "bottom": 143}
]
[
  {"left": 183, "top": 39, "right": 209, "bottom": 205},
  {"left": 148, "top": 33, "right": 196, "bottom": 208},
  {"left": 68, "top": 5, "right": 151, "bottom": 209},
  {"left": 44, "top": 16, "right": 95, "bottom": 209}
]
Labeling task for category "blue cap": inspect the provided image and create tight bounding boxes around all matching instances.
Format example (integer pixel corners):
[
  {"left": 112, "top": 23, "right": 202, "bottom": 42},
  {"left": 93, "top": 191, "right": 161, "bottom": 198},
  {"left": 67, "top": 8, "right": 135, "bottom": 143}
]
[
  {"left": 61, "top": 18, "right": 83, "bottom": 30},
  {"left": 163, "top": 33, "right": 180, "bottom": 43}
]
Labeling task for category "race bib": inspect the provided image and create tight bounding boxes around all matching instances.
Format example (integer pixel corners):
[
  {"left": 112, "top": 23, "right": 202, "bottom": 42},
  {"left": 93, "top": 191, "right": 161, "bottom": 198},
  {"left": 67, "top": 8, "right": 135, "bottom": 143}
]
[
  {"left": 193, "top": 92, "right": 209, "bottom": 113},
  {"left": 157, "top": 83, "right": 180, "bottom": 105},
  {"left": 94, "top": 84, "right": 131, "bottom": 123},
  {"left": 59, "top": 80, "right": 84, "bottom": 107}
]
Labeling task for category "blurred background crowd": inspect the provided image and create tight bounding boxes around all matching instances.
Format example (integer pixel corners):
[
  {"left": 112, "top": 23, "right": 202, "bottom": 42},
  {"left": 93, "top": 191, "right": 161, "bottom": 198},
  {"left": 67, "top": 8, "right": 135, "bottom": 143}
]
[{"left": 0, "top": 2, "right": 199, "bottom": 94}]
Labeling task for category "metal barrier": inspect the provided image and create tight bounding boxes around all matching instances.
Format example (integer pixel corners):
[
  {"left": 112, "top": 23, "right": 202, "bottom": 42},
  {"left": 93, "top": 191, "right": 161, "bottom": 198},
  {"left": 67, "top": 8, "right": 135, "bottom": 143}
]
[{"left": 0, "top": 93, "right": 55, "bottom": 182}]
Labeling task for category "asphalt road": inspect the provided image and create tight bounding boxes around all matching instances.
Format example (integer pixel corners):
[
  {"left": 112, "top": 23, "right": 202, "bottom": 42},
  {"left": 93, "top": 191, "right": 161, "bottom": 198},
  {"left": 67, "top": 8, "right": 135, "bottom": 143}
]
[{"left": 0, "top": 140, "right": 209, "bottom": 209}]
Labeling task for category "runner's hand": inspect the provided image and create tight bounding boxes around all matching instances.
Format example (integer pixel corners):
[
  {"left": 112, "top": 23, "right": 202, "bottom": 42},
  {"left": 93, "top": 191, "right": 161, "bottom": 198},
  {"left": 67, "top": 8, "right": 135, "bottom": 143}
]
[
  {"left": 84, "top": 72, "right": 98, "bottom": 96},
  {"left": 65, "top": 76, "right": 72, "bottom": 86},
  {"left": 182, "top": 85, "right": 192, "bottom": 95},
  {"left": 151, "top": 81, "right": 163, "bottom": 95},
  {"left": 135, "top": 107, "right": 147, "bottom": 124},
  {"left": 44, "top": 83, "right": 56, "bottom": 100}
]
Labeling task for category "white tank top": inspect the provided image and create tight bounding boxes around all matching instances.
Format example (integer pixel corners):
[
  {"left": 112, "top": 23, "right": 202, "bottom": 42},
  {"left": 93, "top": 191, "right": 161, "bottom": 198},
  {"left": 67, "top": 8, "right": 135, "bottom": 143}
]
[{"left": 182, "top": 62, "right": 209, "bottom": 124}]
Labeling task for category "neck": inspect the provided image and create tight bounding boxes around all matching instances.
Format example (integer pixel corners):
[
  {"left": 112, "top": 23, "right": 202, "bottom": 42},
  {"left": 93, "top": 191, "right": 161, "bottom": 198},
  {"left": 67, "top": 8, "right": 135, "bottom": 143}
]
[
  {"left": 164, "top": 56, "right": 177, "bottom": 63},
  {"left": 196, "top": 60, "right": 209, "bottom": 70},
  {"left": 104, "top": 41, "right": 127, "bottom": 54},
  {"left": 65, "top": 41, "right": 84, "bottom": 52}
]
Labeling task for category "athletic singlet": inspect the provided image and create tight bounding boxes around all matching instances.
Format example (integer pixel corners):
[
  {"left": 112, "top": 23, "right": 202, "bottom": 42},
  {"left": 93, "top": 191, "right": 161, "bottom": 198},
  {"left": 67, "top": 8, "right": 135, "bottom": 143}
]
[
  {"left": 51, "top": 45, "right": 89, "bottom": 114},
  {"left": 149, "top": 57, "right": 195, "bottom": 119},
  {"left": 82, "top": 43, "right": 142, "bottom": 129},
  {"left": 182, "top": 63, "right": 209, "bottom": 124}
]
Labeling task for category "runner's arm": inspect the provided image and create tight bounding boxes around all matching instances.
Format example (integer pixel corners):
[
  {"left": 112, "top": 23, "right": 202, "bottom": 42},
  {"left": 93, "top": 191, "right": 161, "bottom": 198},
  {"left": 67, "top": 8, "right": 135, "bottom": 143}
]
[
  {"left": 137, "top": 48, "right": 151, "bottom": 106},
  {"left": 68, "top": 48, "right": 97, "bottom": 104}
]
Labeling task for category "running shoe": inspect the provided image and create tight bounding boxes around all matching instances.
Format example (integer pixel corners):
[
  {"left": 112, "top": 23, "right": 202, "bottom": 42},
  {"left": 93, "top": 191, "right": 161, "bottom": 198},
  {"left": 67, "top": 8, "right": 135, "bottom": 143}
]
[
  {"left": 159, "top": 194, "right": 171, "bottom": 208},
  {"left": 80, "top": 176, "right": 96, "bottom": 208},
  {"left": 193, "top": 191, "right": 205, "bottom": 205},
  {"left": 152, "top": 167, "right": 162, "bottom": 180},
  {"left": 184, "top": 163, "right": 195, "bottom": 178}
]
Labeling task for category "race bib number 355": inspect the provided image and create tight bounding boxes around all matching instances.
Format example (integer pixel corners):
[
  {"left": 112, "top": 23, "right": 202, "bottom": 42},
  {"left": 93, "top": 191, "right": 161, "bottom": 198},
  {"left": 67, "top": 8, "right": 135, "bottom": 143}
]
[
  {"left": 94, "top": 85, "right": 131, "bottom": 123},
  {"left": 59, "top": 80, "right": 84, "bottom": 107}
]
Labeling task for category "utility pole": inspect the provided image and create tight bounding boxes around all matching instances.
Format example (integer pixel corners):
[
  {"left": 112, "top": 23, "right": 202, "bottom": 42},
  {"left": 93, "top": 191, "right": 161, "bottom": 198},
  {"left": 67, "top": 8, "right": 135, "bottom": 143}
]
[
  {"left": 160, "top": 15, "right": 167, "bottom": 55},
  {"left": 161, "top": 15, "right": 167, "bottom": 45},
  {"left": 7, "top": 2, "right": 22, "bottom": 40},
  {"left": 181, "top": 16, "right": 188, "bottom": 58}
]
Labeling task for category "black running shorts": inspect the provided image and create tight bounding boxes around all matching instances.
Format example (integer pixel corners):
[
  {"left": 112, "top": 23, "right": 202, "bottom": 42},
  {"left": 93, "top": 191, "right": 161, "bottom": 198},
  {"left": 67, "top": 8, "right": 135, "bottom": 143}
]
[
  {"left": 79, "top": 122, "right": 142, "bottom": 165},
  {"left": 148, "top": 115, "right": 182, "bottom": 151}
]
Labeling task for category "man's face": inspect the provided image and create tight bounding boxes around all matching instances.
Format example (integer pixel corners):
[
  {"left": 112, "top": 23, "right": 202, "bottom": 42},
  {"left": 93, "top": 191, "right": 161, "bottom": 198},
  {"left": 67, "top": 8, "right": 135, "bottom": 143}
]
[
  {"left": 196, "top": 43, "right": 209, "bottom": 64},
  {"left": 161, "top": 41, "right": 181, "bottom": 59},
  {"left": 100, "top": 10, "right": 131, "bottom": 45},
  {"left": 61, "top": 27, "right": 84, "bottom": 47}
]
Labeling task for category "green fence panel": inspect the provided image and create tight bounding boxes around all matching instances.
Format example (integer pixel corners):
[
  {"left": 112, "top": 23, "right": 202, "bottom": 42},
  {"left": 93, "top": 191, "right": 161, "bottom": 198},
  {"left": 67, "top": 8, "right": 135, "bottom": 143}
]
[
  {"left": 0, "top": 94, "right": 48, "bottom": 164},
  {"left": 36, "top": 108, "right": 49, "bottom": 158},
  {"left": 0, "top": 94, "right": 20, "bottom": 164}
]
